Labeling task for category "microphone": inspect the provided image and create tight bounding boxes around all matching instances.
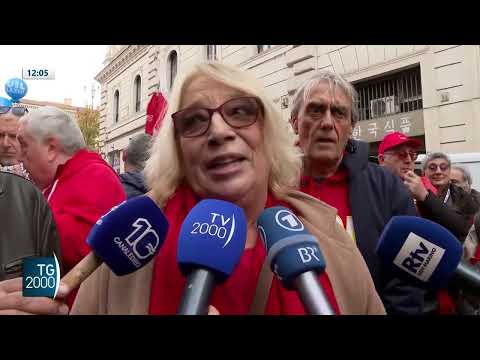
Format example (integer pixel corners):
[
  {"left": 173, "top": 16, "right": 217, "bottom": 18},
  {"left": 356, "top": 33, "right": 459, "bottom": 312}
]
[
  {"left": 61, "top": 195, "right": 169, "bottom": 291},
  {"left": 257, "top": 206, "right": 335, "bottom": 315},
  {"left": 176, "top": 199, "right": 247, "bottom": 315},
  {"left": 376, "top": 216, "right": 480, "bottom": 294}
]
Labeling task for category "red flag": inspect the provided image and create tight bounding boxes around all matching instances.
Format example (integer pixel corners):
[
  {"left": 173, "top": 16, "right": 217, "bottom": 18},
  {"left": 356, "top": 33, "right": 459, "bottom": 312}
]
[{"left": 145, "top": 91, "right": 168, "bottom": 136}]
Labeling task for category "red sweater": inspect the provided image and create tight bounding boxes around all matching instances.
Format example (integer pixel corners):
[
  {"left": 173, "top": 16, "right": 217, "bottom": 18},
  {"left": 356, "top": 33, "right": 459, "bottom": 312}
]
[{"left": 43, "top": 149, "right": 126, "bottom": 306}]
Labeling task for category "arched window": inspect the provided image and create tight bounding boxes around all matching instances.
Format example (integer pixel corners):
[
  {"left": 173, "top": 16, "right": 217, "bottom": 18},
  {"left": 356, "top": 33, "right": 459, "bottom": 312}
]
[
  {"left": 134, "top": 75, "right": 141, "bottom": 112},
  {"left": 206, "top": 45, "right": 217, "bottom": 60},
  {"left": 257, "top": 45, "right": 273, "bottom": 54},
  {"left": 113, "top": 90, "right": 120, "bottom": 123},
  {"left": 167, "top": 51, "right": 178, "bottom": 90}
]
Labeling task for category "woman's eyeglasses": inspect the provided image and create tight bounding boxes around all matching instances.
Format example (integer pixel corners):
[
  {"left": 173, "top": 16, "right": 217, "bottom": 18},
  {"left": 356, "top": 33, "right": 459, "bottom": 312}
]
[
  {"left": 0, "top": 106, "right": 29, "bottom": 117},
  {"left": 172, "top": 96, "right": 263, "bottom": 138},
  {"left": 427, "top": 163, "right": 450, "bottom": 172}
]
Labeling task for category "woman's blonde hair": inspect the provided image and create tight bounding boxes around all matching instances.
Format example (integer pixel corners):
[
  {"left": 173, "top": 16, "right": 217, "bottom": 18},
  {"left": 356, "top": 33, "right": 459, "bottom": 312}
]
[{"left": 145, "top": 61, "right": 302, "bottom": 206}]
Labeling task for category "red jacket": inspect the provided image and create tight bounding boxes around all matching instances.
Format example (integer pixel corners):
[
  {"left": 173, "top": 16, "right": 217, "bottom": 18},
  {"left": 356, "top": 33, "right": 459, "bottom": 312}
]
[{"left": 43, "top": 149, "right": 126, "bottom": 305}]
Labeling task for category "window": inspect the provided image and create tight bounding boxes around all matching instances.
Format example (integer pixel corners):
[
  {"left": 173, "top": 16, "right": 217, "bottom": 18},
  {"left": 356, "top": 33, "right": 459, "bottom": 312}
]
[
  {"left": 257, "top": 45, "right": 273, "bottom": 54},
  {"left": 134, "top": 75, "right": 141, "bottom": 112},
  {"left": 167, "top": 51, "right": 178, "bottom": 90},
  {"left": 113, "top": 90, "right": 120, "bottom": 123},
  {"left": 108, "top": 150, "right": 121, "bottom": 174},
  {"left": 206, "top": 45, "right": 217, "bottom": 60},
  {"left": 354, "top": 66, "right": 423, "bottom": 121}
]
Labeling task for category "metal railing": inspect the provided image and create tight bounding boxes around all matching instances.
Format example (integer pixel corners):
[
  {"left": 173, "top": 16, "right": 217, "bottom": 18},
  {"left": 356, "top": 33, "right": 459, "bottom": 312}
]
[{"left": 354, "top": 66, "right": 423, "bottom": 121}]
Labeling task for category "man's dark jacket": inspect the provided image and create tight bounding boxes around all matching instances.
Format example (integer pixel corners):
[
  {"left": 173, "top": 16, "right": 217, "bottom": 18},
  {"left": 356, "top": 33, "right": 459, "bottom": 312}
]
[
  {"left": 342, "top": 140, "right": 424, "bottom": 314},
  {"left": 119, "top": 171, "right": 148, "bottom": 199},
  {"left": 0, "top": 172, "right": 61, "bottom": 280}
]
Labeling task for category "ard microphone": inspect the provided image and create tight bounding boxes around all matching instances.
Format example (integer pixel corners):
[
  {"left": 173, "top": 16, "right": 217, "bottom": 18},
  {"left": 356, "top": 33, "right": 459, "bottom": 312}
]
[
  {"left": 177, "top": 199, "right": 247, "bottom": 315},
  {"left": 61, "top": 195, "right": 169, "bottom": 291},
  {"left": 257, "top": 206, "right": 335, "bottom": 315},
  {"left": 376, "top": 216, "right": 480, "bottom": 294}
]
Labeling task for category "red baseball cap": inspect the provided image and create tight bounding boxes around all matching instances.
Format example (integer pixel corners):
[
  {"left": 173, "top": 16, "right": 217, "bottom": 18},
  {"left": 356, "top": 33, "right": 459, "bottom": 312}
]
[{"left": 378, "top": 131, "right": 421, "bottom": 156}]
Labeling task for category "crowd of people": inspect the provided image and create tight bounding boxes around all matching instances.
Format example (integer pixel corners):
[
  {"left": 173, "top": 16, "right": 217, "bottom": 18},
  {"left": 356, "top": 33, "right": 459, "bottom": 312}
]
[{"left": 0, "top": 61, "right": 479, "bottom": 315}]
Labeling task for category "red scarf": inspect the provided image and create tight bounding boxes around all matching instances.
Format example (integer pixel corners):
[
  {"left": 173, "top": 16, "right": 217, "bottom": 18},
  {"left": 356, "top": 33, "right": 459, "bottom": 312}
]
[{"left": 148, "top": 185, "right": 340, "bottom": 315}]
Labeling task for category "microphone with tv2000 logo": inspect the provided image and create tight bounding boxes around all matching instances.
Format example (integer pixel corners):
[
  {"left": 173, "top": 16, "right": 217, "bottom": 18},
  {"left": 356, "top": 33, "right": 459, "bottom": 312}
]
[
  {"left": 257, "top": 206, "right": 335, "bottom": 315},
  {"left": 176, "top": 199, "right": 247, "bottom": 315},
  {"left": 376, "top": 215, "right": 480, "bottom": 294},
  {"left": 60, "top": 195, "right": 169, "bottom": 293}
]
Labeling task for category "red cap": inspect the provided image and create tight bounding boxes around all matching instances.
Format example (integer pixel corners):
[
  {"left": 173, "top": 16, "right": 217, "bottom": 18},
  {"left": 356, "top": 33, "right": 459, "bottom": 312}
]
[{"left": 378, "top": 131, "right": 421, "bottom": 156}]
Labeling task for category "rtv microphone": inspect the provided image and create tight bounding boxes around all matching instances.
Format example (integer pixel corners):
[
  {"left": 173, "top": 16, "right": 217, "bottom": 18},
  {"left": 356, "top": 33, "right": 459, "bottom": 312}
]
[
  {"left": 61, "top": 195, "right": 169, "bottom": 292},
  {"left": 257, "top": 206, "right": 335, "bottom": 315},
  {"left": 376, "top": 216, "right": 480, "bottom": 294},
  {"left": 177, "top": 199, "right": 247, "bottom": 315}
]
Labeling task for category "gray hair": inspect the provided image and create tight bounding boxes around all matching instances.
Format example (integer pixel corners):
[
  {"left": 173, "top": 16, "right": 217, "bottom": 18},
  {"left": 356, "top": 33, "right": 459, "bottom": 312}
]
[
  {"left": 124, "top": 133, "right": 152, "bottom": 170},
  {"left": 423, "top": 152, "right": 451, "bottom": 170},
  {"left": 291, "top": 70, "right": 360, "bottom": 127},
  {"left": 20, "top": 106, "right": 86, "bottom": 155},
  {"left": 451, "top": 165, "right": 472, "bottom": 186}
]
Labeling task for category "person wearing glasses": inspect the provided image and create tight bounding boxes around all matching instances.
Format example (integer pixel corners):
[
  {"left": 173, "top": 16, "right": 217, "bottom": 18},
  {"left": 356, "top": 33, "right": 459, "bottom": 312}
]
[
  {"left": 290, "top": 71, "right": 424, "bottom": 315},
  {"left": 0, "top": 105, "right": 29, "bottom": 179},
  {"left": 422, "top": 153, "right": 479, "bottom": 239},
  {"left": 57, "top": 61, "right": 385, "bottom": 315}
]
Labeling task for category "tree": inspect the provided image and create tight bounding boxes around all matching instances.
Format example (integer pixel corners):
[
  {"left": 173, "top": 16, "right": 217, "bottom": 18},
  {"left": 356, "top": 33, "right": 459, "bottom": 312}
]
[{"left": 77, "top": 107, "right": 100, "bottom": 151}]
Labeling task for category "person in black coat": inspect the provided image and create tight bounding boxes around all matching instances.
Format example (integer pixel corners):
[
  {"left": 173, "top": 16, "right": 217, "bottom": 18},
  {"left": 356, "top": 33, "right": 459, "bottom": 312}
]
[
  {"left": 119, "top": 133, "right": 152, "bottom": 199},
  {"left": 290, "top": 70, "right": 424, "bottom": 315}
]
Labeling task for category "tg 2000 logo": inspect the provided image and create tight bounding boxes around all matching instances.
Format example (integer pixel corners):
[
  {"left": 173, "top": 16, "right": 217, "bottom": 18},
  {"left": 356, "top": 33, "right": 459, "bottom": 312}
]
[{"left": 22, "top": 254, "right": 60, "bottom": 298}]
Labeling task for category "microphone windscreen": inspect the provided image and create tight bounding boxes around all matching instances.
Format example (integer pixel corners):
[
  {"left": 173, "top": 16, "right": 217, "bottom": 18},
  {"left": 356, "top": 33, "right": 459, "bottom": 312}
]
[
  {"left": 177, "top": 199, "right": 247, "bottom": 282},
  {"left": 376, "top": 216, "right": 462, "bottom": 289},
  {"left": 257, "top": 206, "right": 326, "bottom": 288},
  {"left": 87, "top": 195, "right": 169, "bottom": 276}
]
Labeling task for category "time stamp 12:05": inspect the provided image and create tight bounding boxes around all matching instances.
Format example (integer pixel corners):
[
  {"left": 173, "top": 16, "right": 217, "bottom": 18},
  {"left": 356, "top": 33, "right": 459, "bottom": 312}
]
[{"left": 22, "top": 67, "right": 55, "bottom": 80}]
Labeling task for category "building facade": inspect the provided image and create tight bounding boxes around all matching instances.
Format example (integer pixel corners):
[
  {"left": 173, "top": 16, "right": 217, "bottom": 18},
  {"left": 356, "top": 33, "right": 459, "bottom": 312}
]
[
  {"left": 96, "top": 45, "right": 480, "bottom": 173},
  {"left": 19, "top": 98, "right": 86, "bottom": 119}
]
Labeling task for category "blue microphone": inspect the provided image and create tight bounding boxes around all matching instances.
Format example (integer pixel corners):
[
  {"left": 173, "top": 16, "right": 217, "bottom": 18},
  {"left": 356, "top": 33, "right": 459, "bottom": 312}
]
[
  {"left": 61, "top": 195, "right": 169, "bottom": 290},
  {"left": 376, "top": 216, "right": 480, "bottom": 293},
  {"left": 177, "top": 199, "right": 247, "bottom": 315},
  {"left": 257, "top": 206, "right": 335, "bottom": 315}
]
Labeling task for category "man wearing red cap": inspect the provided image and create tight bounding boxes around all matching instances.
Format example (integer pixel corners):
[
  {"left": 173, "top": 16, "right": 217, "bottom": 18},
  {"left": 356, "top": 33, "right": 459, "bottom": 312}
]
[
  {"left": 379, "top": 132, "right": 473, "bottom": 314},
  {"left": 379, "top": 131, "right": 472, "bottom": 241}
]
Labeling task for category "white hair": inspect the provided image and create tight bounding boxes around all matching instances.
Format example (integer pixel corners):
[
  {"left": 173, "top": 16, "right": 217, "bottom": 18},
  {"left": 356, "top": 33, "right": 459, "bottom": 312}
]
[{"left": 20, "top": 106, "right": 86, "bottom": 155}]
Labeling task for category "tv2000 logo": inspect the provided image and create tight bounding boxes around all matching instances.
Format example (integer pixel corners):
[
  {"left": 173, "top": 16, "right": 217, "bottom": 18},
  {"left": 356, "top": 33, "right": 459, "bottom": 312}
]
[
  {"left": 22, "top": 254, "right": 60, "bottom": 298},
  {"left": 190, "top": 212, "right": 236, "bottom": 248}
]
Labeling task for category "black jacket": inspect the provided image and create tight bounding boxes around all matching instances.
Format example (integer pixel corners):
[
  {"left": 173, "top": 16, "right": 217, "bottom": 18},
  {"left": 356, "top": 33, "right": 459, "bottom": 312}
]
[
  {"left": 343, "top": 140, "right": 424, "bottom": 314},
  {"left": 0, "top": 172, "right": 61, "bottom": 280},
  {"left": 119, "top": 171, "right": 148, "bottom": 199},
  {"left": 417, "top": 184, "right": 479, "bottom": 242}
]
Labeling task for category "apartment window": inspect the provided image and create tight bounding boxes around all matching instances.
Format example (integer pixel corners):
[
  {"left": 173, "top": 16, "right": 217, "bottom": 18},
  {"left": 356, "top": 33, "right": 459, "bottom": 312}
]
[
  {"left": 206, "top": 45, "right": 217, "bottom": 60},
  {"left": 354, "top": 66, "right": 423, "bottom": 121},
  {"left": 134, "top": 75, "right": 141, "bottom": 113},
  {"left": 257, "top": 45, "right": 273, "bottom": 54},
  {"left": 167, "top": 51, "right": 178, "bottom": 90},
  {"left": 113, "top": 90, "right": 120, "bottom": 123}
]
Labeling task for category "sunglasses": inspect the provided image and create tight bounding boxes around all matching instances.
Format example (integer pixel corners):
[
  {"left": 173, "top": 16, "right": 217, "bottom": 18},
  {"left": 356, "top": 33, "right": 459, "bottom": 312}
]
[
  {"left": 0, "top": 106, "right": 29, "bottom": 116},
  {"left": 427, "top": 163, "right": 450, "bottom": 172},
  {"left": 384, "top": 150, "right": 418, "bottom": 161},
  {"left": 172, "top": 96, "right": 263, "bottom": 138}
]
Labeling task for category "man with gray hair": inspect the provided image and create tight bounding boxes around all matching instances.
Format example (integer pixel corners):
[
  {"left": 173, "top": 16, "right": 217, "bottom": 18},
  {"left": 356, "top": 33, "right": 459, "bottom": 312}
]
[
  {"left": 120, "top": 133, "right": 152, "bottom": 199},
  {"left": 451, "top": 165, "right": 480, "bottom": 209},
  {"left": 291, "top": 70, "right": 424, "bottom": 314},
  {"left": 0, "top": 106, "right": 29, "bottom": 178},
  {"left": 16, "top": 106, "right": 126, "bottom": 309}
]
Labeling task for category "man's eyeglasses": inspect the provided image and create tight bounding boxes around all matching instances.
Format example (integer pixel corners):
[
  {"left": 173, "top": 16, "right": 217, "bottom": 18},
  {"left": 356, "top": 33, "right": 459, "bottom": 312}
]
[
  {"left": 427, "top": 163, "right": 450, "bottom": 172},
  {"left": 172, "top": 96, "right": 263, "bottom": 138},
  {"left": 0, "top": 106, "right": 29, "bottom": 117},
  {"left": 385, "top": 150, "right": 418, "bottom": 161}
]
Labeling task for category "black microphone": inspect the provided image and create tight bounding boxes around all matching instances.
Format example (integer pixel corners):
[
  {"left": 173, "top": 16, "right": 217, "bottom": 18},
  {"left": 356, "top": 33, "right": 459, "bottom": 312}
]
[
  {"left": 257, "top": 206, "right": 335, "bottom": 315},
  {"left": 176, "top": 199, "right": 247, "bottom": 315}
]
